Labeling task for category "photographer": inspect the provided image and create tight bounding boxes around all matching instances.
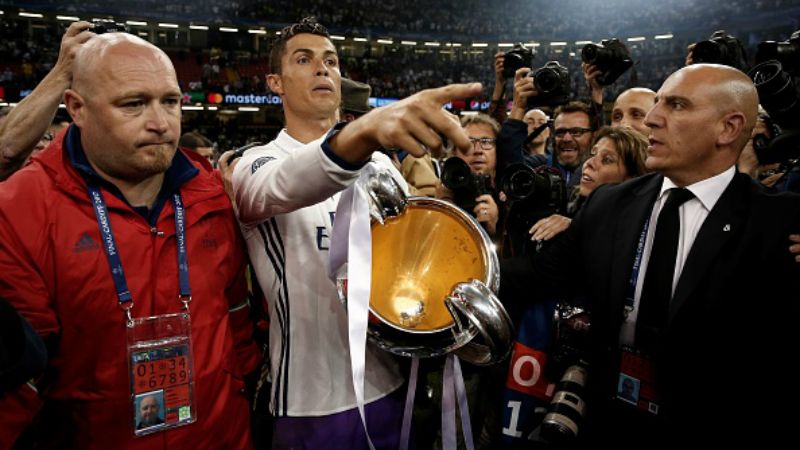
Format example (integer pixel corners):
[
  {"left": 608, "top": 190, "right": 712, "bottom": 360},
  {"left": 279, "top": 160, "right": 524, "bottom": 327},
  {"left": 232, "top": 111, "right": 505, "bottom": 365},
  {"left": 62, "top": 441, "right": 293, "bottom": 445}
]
[
  {"left": 438, "top": 113, "right": 503, "bottom": 239},
  {"left": 745, "top": 34, "right": 800, "bottom": 194},
  {"left": 495, "top": 67, "right": 551, "bottom": 170},
  {"left": 500, "top": 65, "right": 595, "bottom": 187},
  {"left": 487, "top": 52, "right": 510, "bottom": 124},
  {"left": 738, "top": 108, "right": 782, "bottom": 185}
]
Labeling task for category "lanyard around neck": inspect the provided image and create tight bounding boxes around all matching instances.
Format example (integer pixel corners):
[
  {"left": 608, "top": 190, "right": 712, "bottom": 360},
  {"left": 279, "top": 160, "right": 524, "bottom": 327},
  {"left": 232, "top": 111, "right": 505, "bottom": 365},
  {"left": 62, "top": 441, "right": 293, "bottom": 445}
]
[
  {"left": 87, "top": 183, "right": 191, "bottom": 324},
  {"left": 624, "top": 217, "right": 651, "bottom": 315}
]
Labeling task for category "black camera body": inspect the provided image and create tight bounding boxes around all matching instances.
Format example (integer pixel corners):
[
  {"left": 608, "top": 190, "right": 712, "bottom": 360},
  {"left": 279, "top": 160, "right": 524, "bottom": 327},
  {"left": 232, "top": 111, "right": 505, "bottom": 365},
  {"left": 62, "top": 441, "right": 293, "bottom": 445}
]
[
  {"left": 541, "top": 303, "right": 591, "bottom": 443},
  {"left": 499, "top": 162, "right": 566, "bottom": 255},
  {"left": 441, "top": 157, "right": 492, "bottom": 214},
  {"left": 502, "top": 43, "right": 534, "bottom": 79},
  {"left": 692, "top": 30, "right": 749, "bottom": 71},
  {"left": 93, "top": 19, "right": 129, "bottom": 35},
  {"left": 756, "top": 30, "right": 800, "bottom": 75},
  {"left": 581, "top": 38, "right": 633, "bottom": 86},
  {"left": 749, "top": 58, "right": 800, "bottom": 164},
  {"left": 528, "top": 61, "right": 571, "bottom": 108}
]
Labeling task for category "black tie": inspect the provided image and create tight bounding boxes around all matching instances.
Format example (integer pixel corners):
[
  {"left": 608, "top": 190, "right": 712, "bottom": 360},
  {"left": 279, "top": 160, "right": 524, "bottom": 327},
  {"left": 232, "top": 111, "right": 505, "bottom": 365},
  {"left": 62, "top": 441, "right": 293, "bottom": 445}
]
[{"left": 636, "top": 188, "right": 695, "bottom": 348}]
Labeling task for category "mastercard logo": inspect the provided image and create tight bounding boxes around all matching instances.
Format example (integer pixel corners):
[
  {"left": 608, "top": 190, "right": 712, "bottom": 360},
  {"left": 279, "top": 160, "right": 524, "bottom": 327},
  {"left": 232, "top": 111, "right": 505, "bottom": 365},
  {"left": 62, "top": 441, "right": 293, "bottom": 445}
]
[{"left": 207, "top": 93, "right": 223, "bottom": 104}]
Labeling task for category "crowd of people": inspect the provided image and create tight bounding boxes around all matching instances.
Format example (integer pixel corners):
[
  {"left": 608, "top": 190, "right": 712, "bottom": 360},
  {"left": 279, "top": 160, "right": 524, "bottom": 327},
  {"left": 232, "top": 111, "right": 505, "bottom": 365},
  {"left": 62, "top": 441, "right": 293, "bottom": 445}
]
[
  {"left": 16, "top": 0, "right": 800, "bottom": 41},
  {"left": 4, "top": 13, "right": 788, "bottom": 121},
  {"left": 1, "top": 6, "right": 800, "bottom": 450}
]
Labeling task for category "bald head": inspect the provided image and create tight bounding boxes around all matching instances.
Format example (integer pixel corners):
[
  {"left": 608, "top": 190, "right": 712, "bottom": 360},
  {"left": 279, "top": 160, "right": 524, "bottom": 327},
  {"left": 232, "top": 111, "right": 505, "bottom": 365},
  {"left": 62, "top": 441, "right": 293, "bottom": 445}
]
[
  {"left": 666, "top": 64, "right": 758, "bottom": 151},
  {"left": 611, "top": 87, "right": 656, "bottom": 136},
  {"left": 63, "top": 32, "right": 182, "bottom": 188},
  {"left": 644, "top": 64, "right": 759, "bottom": 186},
  {"left": 72, "top": 33, "right": 175, "bottom": 96}
]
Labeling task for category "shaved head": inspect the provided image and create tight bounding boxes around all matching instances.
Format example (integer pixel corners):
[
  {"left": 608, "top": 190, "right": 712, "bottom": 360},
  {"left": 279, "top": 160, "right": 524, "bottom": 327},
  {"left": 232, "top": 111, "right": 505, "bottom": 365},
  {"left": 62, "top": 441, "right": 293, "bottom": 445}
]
[
  {"left": 72, "top": 33, "right": 175, "bottom": 97},
  {"left": 611, "top": 87, "right": 656, "bottom": 136},
  {"left": 63, "top": 32, "right": 182, "bottom": 189},
  {"left": 644, "top": 63, "right": 759, "bottom": 185},
  {"left": 665, "top": 64, "right": 758, "bottom": 152}
]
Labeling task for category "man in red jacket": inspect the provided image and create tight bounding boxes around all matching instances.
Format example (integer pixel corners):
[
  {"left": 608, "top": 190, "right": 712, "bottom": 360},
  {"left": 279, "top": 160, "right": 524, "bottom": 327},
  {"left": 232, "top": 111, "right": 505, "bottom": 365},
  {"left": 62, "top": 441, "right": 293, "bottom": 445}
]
[{"left": 0, "top": 32, "right": 259, "bottom": 449}]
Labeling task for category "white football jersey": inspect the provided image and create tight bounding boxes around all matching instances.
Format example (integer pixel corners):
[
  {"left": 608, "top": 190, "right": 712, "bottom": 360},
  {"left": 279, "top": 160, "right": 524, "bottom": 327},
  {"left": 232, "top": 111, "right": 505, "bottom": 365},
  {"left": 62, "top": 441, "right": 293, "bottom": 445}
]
[{"left": 233, "top": 129, "right": 405, "bottom": 416}]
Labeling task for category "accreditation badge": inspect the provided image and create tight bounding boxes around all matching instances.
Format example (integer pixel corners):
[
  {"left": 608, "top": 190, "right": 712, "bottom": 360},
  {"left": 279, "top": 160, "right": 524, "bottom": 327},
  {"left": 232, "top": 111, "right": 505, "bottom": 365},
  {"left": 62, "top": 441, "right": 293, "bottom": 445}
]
[
  {"left": 127, "top": 312, "right": 196, "bottom": 436},
  {"left": 616, "top": 345, "right": 660, "bottom": 415}
]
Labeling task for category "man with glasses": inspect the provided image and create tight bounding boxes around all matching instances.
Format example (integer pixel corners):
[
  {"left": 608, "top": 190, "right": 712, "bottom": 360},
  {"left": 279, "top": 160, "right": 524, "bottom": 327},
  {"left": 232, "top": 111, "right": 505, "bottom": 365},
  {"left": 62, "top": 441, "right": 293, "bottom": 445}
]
[
  {"left": 551, "top": 101, "right": 595, "bottom": 189},
  {"left": 457, "top": 114, "right": 502, "bottom": 237}
]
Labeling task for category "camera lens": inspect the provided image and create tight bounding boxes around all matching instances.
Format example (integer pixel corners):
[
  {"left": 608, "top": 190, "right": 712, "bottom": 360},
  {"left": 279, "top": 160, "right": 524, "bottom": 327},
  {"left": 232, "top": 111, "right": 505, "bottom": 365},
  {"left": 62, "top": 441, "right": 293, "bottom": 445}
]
[
  {"left": 541, "top": 364, "right": 588, "bottom": 442},
  {"left": 507, "top": 169, "right": 535, "bottom": 200},
  {"left": 750, "top": 61, "right": 798, "bottom": 118},
  {"left": 535, "top": 68, "right": 559, "bottom": 93}
]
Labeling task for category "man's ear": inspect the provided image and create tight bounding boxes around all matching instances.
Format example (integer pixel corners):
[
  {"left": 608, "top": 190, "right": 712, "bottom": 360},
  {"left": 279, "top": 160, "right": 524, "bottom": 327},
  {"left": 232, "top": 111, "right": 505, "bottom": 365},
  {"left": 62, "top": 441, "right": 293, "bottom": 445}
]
[
  {"left": 63, "top": 89, "right": 86, "bottom": 127},
  {"left": 717, "top": 111, "right": 746, "bottom": 147},
  {"left": 266, "top": 74, "right": 283, "bottom": 96}
]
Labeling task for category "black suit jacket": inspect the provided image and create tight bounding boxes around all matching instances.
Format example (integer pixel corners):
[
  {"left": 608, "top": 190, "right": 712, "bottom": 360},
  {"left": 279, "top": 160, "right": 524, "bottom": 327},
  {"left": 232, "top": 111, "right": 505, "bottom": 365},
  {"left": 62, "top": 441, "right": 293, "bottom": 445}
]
[{"left": 501, "top": 172, "right": 800, "bottom": 445}]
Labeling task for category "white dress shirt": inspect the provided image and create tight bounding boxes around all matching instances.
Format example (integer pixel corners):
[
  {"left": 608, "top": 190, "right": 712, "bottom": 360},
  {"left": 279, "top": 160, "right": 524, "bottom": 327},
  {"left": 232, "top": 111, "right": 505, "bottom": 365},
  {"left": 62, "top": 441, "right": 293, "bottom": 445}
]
[{"left": 619, "top": 166, "right": 736, "bottom": 345}]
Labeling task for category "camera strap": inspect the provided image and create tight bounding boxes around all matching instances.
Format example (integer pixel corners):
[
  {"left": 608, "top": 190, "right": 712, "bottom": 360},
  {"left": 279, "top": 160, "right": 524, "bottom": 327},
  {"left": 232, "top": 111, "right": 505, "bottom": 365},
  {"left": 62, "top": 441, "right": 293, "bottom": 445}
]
[{"left": 522, "top": 121, "right": 552, "bottom": 149}]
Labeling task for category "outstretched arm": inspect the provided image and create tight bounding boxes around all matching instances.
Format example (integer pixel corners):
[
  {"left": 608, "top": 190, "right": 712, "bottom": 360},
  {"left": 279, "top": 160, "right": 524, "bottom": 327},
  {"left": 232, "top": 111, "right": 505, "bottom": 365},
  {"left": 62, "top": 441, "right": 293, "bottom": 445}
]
[
  {"left": 0, "top": 21, "right": 94, "bottom": 181},
  {"left": 328, "top": 83, "right": 482, "bottom": 164}
]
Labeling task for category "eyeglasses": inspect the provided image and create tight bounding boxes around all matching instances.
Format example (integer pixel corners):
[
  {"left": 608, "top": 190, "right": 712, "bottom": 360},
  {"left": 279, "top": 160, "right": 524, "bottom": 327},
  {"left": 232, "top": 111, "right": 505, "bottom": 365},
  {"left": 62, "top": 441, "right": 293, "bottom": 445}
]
[
  {"left": 468, "top": 137, "right": 496, "bottom": 150},
  {"left": 554, "top": 127, "right": 593, "bottom": 138}
]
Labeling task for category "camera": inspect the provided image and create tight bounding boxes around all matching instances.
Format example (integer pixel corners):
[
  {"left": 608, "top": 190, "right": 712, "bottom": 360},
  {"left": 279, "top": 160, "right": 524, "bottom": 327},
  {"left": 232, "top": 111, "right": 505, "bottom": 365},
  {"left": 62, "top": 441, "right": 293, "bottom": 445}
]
[
  {"left": 499, "top": 162, "right": 566, "bottom": 255},
  {"left": 540, "top": 303, "right": 591, "bottom": 443},
  {"left": 749, "top": 59, "right": 800, "bottom": 164},
  {"left": 92, "top": 19, "right": 129, "bottom": 35},
  {"left": 441, "top": 157, "right": 492, "bottom": 214},
  {"left": 756, "top": 30, "right": 800, "bottom": 74},
  {"left": 581, "top": 38, "right": 634, "bottom": 86},
  {"left": 546, "top": 303, "right": 591, "bottom": 379},
  {"left": 502, "top": 43, "right": 534, "bottom": 79},
  {"left": 528, "top": 61, "right": 571, "bottom": 108},
  {"left": 541, "top": 363, "right": 589, "bottom": 443},
  {"left": 691, "top": 30, "right": 749, "bottom": 71}
]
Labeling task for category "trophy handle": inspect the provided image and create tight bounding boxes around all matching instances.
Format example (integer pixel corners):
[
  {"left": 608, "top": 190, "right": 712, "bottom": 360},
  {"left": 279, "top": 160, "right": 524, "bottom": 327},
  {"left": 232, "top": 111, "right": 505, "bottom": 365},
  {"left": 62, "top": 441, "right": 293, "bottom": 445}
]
[
  {"left": 445, "top": 279, "right": 514, "bottom": 365},
  {"left": 364, "top": 170, "right": 407, "bottom": 224}
]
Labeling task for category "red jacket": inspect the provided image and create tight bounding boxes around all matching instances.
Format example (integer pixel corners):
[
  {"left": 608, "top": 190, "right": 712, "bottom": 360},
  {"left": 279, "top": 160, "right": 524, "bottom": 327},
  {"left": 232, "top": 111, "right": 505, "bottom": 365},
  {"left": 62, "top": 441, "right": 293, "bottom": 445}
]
[{"left": 0, "top": 130, "right": 260, "bottom": 449}]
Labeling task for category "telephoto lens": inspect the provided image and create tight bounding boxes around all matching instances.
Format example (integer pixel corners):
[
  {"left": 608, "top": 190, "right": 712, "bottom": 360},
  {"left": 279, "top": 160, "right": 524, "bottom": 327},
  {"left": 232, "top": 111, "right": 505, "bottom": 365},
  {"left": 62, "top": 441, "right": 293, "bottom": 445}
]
[{"left": 541, "top": 363, "right": 588, "bottom": 443}]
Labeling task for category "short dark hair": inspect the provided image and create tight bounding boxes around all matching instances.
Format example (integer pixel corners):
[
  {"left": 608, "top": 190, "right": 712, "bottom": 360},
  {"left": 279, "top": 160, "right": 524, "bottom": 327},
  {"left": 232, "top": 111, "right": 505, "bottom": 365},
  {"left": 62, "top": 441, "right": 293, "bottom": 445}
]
[
  {"left": 553, "top": 101, "right": 592, "bottom": 122},
  {"left": 179, "top": 131, "right": 212, "bottom": 150},
  {"left": 269, "top": 17, "right": 330, "bottom": 75}
]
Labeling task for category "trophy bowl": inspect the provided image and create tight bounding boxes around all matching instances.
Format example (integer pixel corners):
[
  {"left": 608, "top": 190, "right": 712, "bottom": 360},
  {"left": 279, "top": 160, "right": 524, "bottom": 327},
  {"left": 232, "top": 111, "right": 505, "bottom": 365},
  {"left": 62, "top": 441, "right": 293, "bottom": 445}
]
[{"left": 363, "top": 197, "right": 511, "bottom": 364}]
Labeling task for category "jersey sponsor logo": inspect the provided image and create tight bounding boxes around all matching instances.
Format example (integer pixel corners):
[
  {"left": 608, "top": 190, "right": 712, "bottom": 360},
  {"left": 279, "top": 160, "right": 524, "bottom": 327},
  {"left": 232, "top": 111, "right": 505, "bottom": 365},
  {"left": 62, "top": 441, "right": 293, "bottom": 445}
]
[
  {"left": 251, "top": 156, "right": 276, "bottom": 174},
  {"left": 73, "top": 231, "right": 100, "bottom": 253}
]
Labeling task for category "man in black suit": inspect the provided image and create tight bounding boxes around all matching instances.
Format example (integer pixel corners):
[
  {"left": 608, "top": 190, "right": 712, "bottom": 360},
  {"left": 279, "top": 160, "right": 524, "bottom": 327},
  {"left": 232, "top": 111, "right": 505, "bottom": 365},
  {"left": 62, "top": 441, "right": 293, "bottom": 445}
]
[{"left": 501, "top": 64, "right": 800, "bottom": 446}]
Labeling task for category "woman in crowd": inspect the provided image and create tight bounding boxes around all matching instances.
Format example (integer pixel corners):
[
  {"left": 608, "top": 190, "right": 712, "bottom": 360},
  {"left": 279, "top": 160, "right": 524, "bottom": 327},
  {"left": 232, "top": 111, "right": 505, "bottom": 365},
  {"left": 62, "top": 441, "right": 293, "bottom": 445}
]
[{"left": 530, "top": 126, "right": 649, "bottom": 241}]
